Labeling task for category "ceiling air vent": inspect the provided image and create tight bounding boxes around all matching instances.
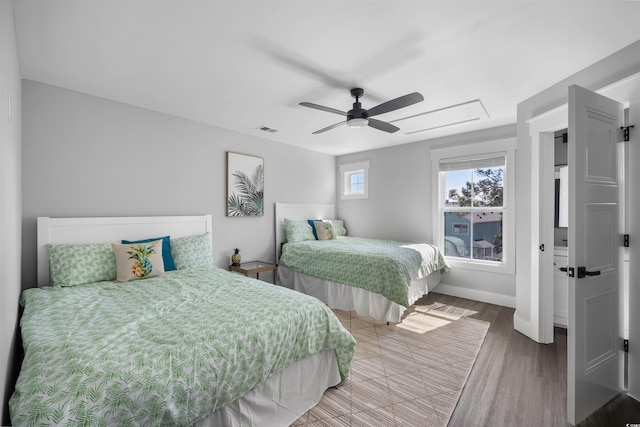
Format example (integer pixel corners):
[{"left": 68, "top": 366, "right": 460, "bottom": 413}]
[{"left": 257, "top": 125, "right": 278, "bottom": 133}]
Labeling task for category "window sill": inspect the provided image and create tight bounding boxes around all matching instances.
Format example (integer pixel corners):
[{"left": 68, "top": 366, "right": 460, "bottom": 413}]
[
  {"left": 341, "top": 194, "right": 368, "bottom": 200},
  {"left": 446, "top": 257, "right": 515, "bottom": 275}
]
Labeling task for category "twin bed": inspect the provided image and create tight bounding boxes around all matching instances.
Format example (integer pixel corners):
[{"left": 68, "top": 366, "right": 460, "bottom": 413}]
[
  {"left": 10, "top": 215, "right": 356, "bottom": 426},
  {"left": 275, "top": 203, "right": 449, "bottom": 324}
]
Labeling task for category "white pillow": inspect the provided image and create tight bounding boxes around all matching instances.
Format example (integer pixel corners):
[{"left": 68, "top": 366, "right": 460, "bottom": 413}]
[{"left": 112, "top": 240, "right": 165, "bottom": 282}]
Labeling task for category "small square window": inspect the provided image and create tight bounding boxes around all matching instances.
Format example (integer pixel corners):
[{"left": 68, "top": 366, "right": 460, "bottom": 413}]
[
  {"left": 340, "top": 161, "right": 370, "bottom": 200},
  {"left": 349, "top": 171, "right": 365, "bottom": 194}
]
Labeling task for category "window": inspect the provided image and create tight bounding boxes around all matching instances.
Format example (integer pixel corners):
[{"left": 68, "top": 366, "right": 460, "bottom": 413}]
[
  {"left": 340, "top": 161, "right": 370, "bottom": 200},
  {"left": 349, "top": 171, "right": 365, "bottom": 194},
  {"left": 452, "top": 223, "right": 469, "bottom": 235},
  {"left": 441, "top": 156, "right": 504, "bottom": 262},
  {"left": 431, "top": 139, "right": 515, "bottom": 273}
]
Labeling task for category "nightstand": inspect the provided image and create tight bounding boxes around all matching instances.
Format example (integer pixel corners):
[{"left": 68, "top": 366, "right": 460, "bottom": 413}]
[{"left": 229, "top": 261, "right": 277, "bottom": 284}]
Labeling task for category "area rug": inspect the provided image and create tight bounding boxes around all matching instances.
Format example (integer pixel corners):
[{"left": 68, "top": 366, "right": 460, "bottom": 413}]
[{"left": 292, "top": 303, "right": 490, "bottom": 426}]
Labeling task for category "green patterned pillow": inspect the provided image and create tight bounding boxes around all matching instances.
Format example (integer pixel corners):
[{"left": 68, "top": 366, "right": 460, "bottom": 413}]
[
  {"left": 284, "top": 218, "right": 316, "bottom": 243},
  {"left": 329, "top": 219, "right": 348, "bottom": 236},
  {"left": 112, "top": 240, "right": 165, "bottom": 282},
  {"left": 46, "top": 242, "right": 117, "bottom": 287},
  {"left": 170, "top": 233, "right": 213, "bottom": 269}
]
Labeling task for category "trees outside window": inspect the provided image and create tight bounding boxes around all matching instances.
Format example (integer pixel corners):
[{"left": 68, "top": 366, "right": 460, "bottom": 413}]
[{"left": 441, "top": 160, "right": 505, "bottom": 262}]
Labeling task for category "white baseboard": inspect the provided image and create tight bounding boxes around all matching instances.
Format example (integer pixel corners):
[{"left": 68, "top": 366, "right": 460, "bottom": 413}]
[
  {"left": 554, "top": 310, "right": 568, "bottom": 328},
  {"left": 432, "top": 283, "right": 516, "bottom": 308},
  {"left": 513, "top": 311, "right": 531, "bottom": 338}
]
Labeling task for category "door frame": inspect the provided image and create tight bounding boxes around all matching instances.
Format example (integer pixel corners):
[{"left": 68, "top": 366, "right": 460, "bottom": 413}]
[
  {"left": 527, "top": 108, "right": 567, "bottom": 343},
  {"left": 628, "top": 97, "right": 640, "bottom": 401},
  {"left": 526, "top": 72, "right": 640, "bottom": 344}
]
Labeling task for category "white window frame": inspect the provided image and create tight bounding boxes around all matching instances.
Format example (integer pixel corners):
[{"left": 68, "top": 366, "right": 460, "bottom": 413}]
[
  {"left": 339, "top": 161, "right": 370, "bottom": 200},
  {"left": 431, "top": 139, "right": 515, "bottom": 274}
]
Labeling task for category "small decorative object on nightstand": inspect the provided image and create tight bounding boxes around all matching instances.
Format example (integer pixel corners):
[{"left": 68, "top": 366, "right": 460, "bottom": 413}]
[
  {"left": 229, "top": 261, "right": 277, "bottom": 284},
  {"left": 231, "top": 248, "right": 241, "bottom": 266}
]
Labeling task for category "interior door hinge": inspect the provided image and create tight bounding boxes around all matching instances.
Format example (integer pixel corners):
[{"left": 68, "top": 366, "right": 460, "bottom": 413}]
[
  {"left": 624, "top": 234, "right": 630, "bottom": 247},
  {"left": 621, "top": 125, "right": 635, "bottom": 142},
  {"left": 624, "top": 339, "right": 629, "bottom": 353}
]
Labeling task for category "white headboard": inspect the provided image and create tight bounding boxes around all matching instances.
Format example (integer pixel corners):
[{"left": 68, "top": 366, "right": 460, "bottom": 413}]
[
  {"left": 274, "top": 203, "right": 336, "bottom": 261},
  {"left": 37, "top": 215, "right": 213, "bottom": 287}
]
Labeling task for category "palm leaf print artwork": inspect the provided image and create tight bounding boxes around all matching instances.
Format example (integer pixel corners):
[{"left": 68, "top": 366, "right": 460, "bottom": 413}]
[{"left": 227, "top": 152, "right": 264, "bottom": 216}]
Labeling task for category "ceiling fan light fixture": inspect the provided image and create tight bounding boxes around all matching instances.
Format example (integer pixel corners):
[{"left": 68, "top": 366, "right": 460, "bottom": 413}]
[
  {"left": 300, "top": 88, "right": 423, "bottom": 134},
  {"left": 347, "top": 117, "right": 369, "bottom": 128}
]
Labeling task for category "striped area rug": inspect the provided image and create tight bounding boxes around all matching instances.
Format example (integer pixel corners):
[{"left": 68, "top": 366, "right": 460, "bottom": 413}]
[{"left": 292, "top": 299, "right": 490, "bottom": 426}]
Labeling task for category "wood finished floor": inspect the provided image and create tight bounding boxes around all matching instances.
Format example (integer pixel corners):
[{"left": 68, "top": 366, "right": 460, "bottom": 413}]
[{"left": 423, "top": 292, "right": 640, "bottom": 427}]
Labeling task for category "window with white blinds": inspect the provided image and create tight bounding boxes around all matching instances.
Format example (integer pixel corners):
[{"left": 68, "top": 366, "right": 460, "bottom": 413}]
[{"left": 431, "top": 140, "right": 514, "bottom": 273}]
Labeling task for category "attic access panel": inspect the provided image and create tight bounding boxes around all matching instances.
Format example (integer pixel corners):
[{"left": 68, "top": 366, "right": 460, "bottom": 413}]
[{"left": 394, "top": 99, "right": 490, "bottom": 135}]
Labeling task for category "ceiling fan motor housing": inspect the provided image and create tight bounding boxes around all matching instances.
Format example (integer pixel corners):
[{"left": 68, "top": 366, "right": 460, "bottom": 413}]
[{"left": 348, "top": 102, "right": 368, "bottom": 120}]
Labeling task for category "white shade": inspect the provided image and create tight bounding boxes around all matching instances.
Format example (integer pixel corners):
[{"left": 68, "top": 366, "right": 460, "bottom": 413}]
[
  {"left": 347, "top": 118, "right": 369, "bottom": 128},
  {"left": 439, "top": 153, "right": 505, "bottom": 171}
]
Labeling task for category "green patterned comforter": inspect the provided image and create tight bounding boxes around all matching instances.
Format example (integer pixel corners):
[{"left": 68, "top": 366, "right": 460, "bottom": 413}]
[
  {"left": 10, "top": 267, "right": 355, "bottom": 426},
  {"left": 279, "top": 236, "right": 449, "bottom": 308}
]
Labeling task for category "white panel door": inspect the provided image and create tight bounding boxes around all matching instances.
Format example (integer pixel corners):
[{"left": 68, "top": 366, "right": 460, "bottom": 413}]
[{"left": 567, "top": 85, "right": 623, "bottom": 425}]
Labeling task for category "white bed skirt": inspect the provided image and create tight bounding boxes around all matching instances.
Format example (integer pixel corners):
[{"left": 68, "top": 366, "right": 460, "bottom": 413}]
[
  {"left": 196, "top": 349, "right": 340, "bottom": 427},
  {"left": 278, "top": 266, "right": 442, "bottom": 324}
]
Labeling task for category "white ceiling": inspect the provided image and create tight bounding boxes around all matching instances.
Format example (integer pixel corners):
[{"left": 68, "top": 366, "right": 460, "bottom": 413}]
[{"left": 11, "top": 1, "right": 640, "bottom": 156}]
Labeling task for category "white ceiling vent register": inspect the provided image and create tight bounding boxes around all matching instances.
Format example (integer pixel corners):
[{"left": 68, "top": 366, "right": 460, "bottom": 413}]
[{"left": 257, "top": 125, "right": 278, "bottom": 133}]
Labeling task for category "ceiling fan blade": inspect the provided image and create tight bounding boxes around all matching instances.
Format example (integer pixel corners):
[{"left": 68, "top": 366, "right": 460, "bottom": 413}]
[
  {"left": 368, "top": 118, "right": 399, "bottom": 133},
  {"left": 367, "top": 92, "right": 424, "bottom": 117},
  {"left": 299, "top": 102, "right": 347, "bottom": 116},
  {"left": 312, "top": 121, "right": 346, "bottom": 134}
]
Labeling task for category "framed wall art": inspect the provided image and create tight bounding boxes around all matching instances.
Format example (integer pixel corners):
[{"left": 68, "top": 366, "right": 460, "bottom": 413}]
[{"left": 226, "top": 152, "right": 264, "bottom": 217}]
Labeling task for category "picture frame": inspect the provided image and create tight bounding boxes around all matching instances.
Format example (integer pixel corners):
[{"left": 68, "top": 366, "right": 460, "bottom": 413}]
[{"left": 226, "top": 152, "right": 264, "bottom": 217}]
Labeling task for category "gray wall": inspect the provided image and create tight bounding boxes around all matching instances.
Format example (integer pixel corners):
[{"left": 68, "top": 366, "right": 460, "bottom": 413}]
[
  {"left": 337, "top": 124, "right": 517, "bottom": 307},
  {"left": 21, "top": 80, "right": 336, "bottom": 289},
  {"left": 0, "top": 1, "right": 23, "bottom": 424},
  {"left": 336, "top": 142, "right": 433, "bottom": 242}
]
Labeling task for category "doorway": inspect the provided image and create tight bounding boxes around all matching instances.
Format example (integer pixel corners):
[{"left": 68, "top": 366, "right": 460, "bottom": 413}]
[{"left": 528, "top": 80, "right": 639, "bottom": 425}]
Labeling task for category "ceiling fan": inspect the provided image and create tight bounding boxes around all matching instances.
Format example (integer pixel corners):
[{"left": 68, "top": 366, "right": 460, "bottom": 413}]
[{"left": 300, "top": 88, "right": 424, "bottom": 134}]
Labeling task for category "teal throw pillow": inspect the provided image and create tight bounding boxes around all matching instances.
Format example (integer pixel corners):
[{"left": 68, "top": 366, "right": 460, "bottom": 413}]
[
  {"left": 122, "top": 235, "right": 176, "bottom": 271},
  {"left": 307, "top": 219, "right": 322, "bottom": 239}
]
